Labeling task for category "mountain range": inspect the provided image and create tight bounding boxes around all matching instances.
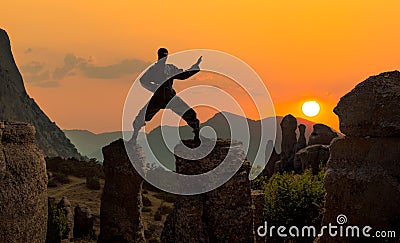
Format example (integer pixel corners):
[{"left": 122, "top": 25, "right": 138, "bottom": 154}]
[{"left": 64, "top": 112, "right": 316, "bottom": 168}]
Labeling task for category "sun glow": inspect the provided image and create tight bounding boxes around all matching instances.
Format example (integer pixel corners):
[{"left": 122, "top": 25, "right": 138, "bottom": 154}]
[{"left": 302, "top": 101, "right": 320, "bottom": 117}]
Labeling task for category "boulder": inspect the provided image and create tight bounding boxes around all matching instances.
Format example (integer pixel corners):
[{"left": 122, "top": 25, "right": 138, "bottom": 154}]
[
  {"left": 263, "top": 140, "right": 280, "bottom": 178},
  {"left": 161, "top": 139, "right": 255, "bottom": 243},
  {"left": 279, "top": 115, "right": 298, "bottom": 171},
  {"left": 99, "top": 139, "right": 145, "bottom": 243},
  {"left": 308, "top": 124, "right": 338, "bottom": 146},
  {"left": 73, "top": 204, "right": 96, "bottom": 240},
  {"left": 0, "top": 121, "right": 48, "bottom": 242},
  {"left": 334, "top": 70, "right": 400, "bottom": 137},
  {"left": 57, "top": 197, "right": 74, "bottom": 240},
  {"left": 295, "top": 144, "right": 330, "bottom": 174},
  {"left": 296, "top": 124, "right": 307, "bottom": 151}
]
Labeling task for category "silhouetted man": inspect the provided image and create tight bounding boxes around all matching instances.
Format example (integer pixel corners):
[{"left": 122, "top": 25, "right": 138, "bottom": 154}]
[{"left": 130, "top": 48, "right": 202, "bottom": 143}]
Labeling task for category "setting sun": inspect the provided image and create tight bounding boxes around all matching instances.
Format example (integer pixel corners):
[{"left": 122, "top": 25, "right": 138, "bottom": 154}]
[{"left": 302, "top": 101, "right": 320, "bottom": 117}]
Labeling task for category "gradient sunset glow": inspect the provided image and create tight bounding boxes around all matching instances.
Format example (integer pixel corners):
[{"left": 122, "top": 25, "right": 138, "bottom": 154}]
[{"left": 2, "top": 1, "right": 400, "bottom": 133}]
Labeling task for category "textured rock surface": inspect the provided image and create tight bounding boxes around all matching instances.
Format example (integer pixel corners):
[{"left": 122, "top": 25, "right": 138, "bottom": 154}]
[
  {"left": 161, "top": 139, "right": 254, "bottom": 243},
  {"left": 0, "top": 121, "right": 48, "bottom": 242},
  {"left": 334, "top": 70, "right": 400, "bottom": 137},
  {"left": 319, "top": 137, "right": 400, "bottom": 242},
  {"left": 296, "top": 124, "right": 307, "bottom": 151},
  {"left": 58, "top": 197, "right": 74, "bottom": 240},
  {"left": 294, "top": 144, "right": 330, "bottom": 174},
  {"left": 280, "top": 114, "right": 297, "bottom": 170},
  {"left": 74, "top": 204, "right": 96, "bottom": 240},
  {"left": 308, "top": 124, "right": 338, "bottom": 146},
  {"left": 263, "top": 140, "right": 280, "bottom": 178},
  {"left": 0, "top": 28, "right": 81, "bottom": 159},
  {"left": 318, "top": 71, "right": 400, "bottom": 242},
  {"left": 99, "top": 139, "right": 145, "bottom": 243},
  {"left": 252, "top": 190, "right": 265, "bottom": 243}
]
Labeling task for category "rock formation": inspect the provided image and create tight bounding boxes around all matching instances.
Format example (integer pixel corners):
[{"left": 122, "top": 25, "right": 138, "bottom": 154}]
[
  {"left": 263, "top": 140, "right": 280, "bottom": 178},
  {"left": 99, "top": 139, "right": 145, "bottom": 243},
  {"left": 161, "top": 139, "right": 254, "bottom": 243},
  {"left": 73, "top": 204, "right": 96, "bottom": 240},
  {"left": 58, "top": 197, "right": 74, "bottom": 240},
  {"left": 294, "top": 144, "right": 330, "bottom": 174},
  {"left": 0, "top": 28, "right": 81, "bottom": 159},
  {"left": 296, "top": 124, "right": 307, "bottom": 151},
  {"left": 0, "top": 121, "right": 48, "bottom": 242},
  {"left": 308, "top": 124, "right": 338, "bottom": 146},
  {"left": 318, "top": 71, "right": 400, "bottom": 242},
  {"left": 279, "top": 114, "right": 297, "bottom": 171},
  {"left": 333, "top": 70, "right": 400, "bottom": 137},
  {"left": 251, "top": 190, "right": 265, "bottom": 243}
]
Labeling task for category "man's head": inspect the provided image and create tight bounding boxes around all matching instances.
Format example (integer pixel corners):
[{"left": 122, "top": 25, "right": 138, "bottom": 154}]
[{"left": 157, "top": 48, "right": 168, "bottom": 60}]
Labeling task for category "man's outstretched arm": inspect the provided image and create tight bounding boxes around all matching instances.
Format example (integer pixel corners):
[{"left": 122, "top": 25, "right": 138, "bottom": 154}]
[{"left": 173, "top": 56, "right": 202, "bottom": 80}]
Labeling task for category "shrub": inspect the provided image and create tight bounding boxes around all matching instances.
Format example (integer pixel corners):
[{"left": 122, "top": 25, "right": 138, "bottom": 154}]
[
  {"left": 142, "top": 189, "right": 148, "bottom": 194},
  {"left": 251, "top": 175, "right": 266, "bottom": 190},
  {"left": 86, "top": 176, "right": 101, "bottom": 190},
  {"left": 264, "top": 169, "right": 325, "bottom": 227},
  {"left": 142, "top": 207, "right": 152, "bottom": 212},
  {"left": 154, "top": 210, "right": 162, "bottom": 221},
  {"left": 52, "top": 208, "right": 67, "bottom": 239},
  {"left": 142, "top": 195, "right": 152, "bottom": 207}
]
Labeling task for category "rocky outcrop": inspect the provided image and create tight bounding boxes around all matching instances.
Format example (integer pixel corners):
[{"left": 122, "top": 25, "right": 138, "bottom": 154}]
[
  {"left": 58, "top": 197, "right": 74, "bottom": 240},
  {"left": 46, "top": 196, "right": 74, "bottom": 242},
  {"left": 280, "top": 114, "right": 297, "bottom": 167},
  {"left": 263, "top": 140, "right": 280, "bottom": 178},
  {"left": 99, "top": 139, "right": 145, "bottom": 243},
  {"left": 294, "top": 144, "right": 330, "bottom": 174},
  {"left": 318, "top": 71, "right": 400, "bottom": 242},
  {"left": 74, "top": 204, "right": 96, "bottom": 240},
  {"left": 0, "top": 121, "right": 48, "bottom": 242},
  {"left": 252, "top": 190, "right": 265, "bottom": 243},
  {"left": 333, "top": 70, "right": 400, "bottom": 137},
  {"left": 161, "top": 139, "right": 254, "bottom": 243},
  {"left": 0, "top": 28, "right": 81, "bottom": 159},
  {"left": 296, "top": 124, "right": 307, "bottom": 151},
  {"left": 308, "top": 124, "right": 338, "bottom": 146}
]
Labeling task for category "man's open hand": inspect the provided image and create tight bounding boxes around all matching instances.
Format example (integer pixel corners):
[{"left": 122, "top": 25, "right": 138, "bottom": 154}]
[{"left": 195, "top": 56, "right": 203, "bottom": 66}]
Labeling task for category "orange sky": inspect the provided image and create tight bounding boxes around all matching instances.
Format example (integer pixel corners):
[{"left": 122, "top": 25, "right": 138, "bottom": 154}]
[{"left": 2, "top": 1, "right": 400, "bottom": 133}]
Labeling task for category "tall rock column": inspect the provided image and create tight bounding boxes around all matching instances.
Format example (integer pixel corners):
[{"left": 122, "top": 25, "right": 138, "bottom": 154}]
[
  {"left": 279, "top": 114, "right": 297, "bottom": 171},
  {"left": 0, "top": 121, "right": 48, "bottom": 242},
  {"left": 318, "top": 71, "right": 400, "bottom": 242},
  {"left": 99, "top": 139, "right": 145, "bottom": 243},
  {"left": 161, "top": 139, "right": 254, "bottom": 243}
]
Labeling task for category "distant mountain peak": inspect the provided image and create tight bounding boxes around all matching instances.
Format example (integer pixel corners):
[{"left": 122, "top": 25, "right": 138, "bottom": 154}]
[{"left": 0, "top": 28, "right": 82, "bottom": 159}]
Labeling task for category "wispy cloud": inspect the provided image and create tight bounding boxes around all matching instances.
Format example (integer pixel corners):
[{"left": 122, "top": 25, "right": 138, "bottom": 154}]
[
  {"left": 21, "top": 54, "right": 151, "bottom": 88},
  {"left": 52, "top": 53, "right": 150, "bottom": 80}
]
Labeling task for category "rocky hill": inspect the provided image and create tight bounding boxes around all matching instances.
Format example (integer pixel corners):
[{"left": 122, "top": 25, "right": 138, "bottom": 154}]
[{"left": 0, "top": 28, "right": 81, "bottom": 159}]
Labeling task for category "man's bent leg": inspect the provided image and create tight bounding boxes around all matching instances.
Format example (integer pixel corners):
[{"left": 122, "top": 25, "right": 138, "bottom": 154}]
[
  {"left": 131, "top": 100, "right": 161, "bottom": 143},
  {"left": 169, "top": 96, "right": 200, "bottom": 142}
]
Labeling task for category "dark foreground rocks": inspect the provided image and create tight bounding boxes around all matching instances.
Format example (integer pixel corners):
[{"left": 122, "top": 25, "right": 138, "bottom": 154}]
[
  {"left": 99, "top": 139, "right": 145, "bottom": 243},
  {"left": 317, "top": 71, "right": 400, "bottom": 242},
  {"left": 0, "top": 121, "right": 48, "bottom": 242},
  {"left": 161, "top": 139, "right": 255, "bottom": 243}
]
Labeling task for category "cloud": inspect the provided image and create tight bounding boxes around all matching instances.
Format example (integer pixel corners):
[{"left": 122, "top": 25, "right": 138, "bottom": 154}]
[
  {"left": 52, "top": 53, "right": 150, "bottom": 80},
  {"left": 21, "top": 61, "right": 46, "bottom": 74},
  {"left": 25, "top": 71, "right": 50, "bottom": 83},
  {"left": 53, "top": 53, "right": 86, "bottom": 80},
  {"left": 80, "top": 59, "right": 151, "bottom": 79}
]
